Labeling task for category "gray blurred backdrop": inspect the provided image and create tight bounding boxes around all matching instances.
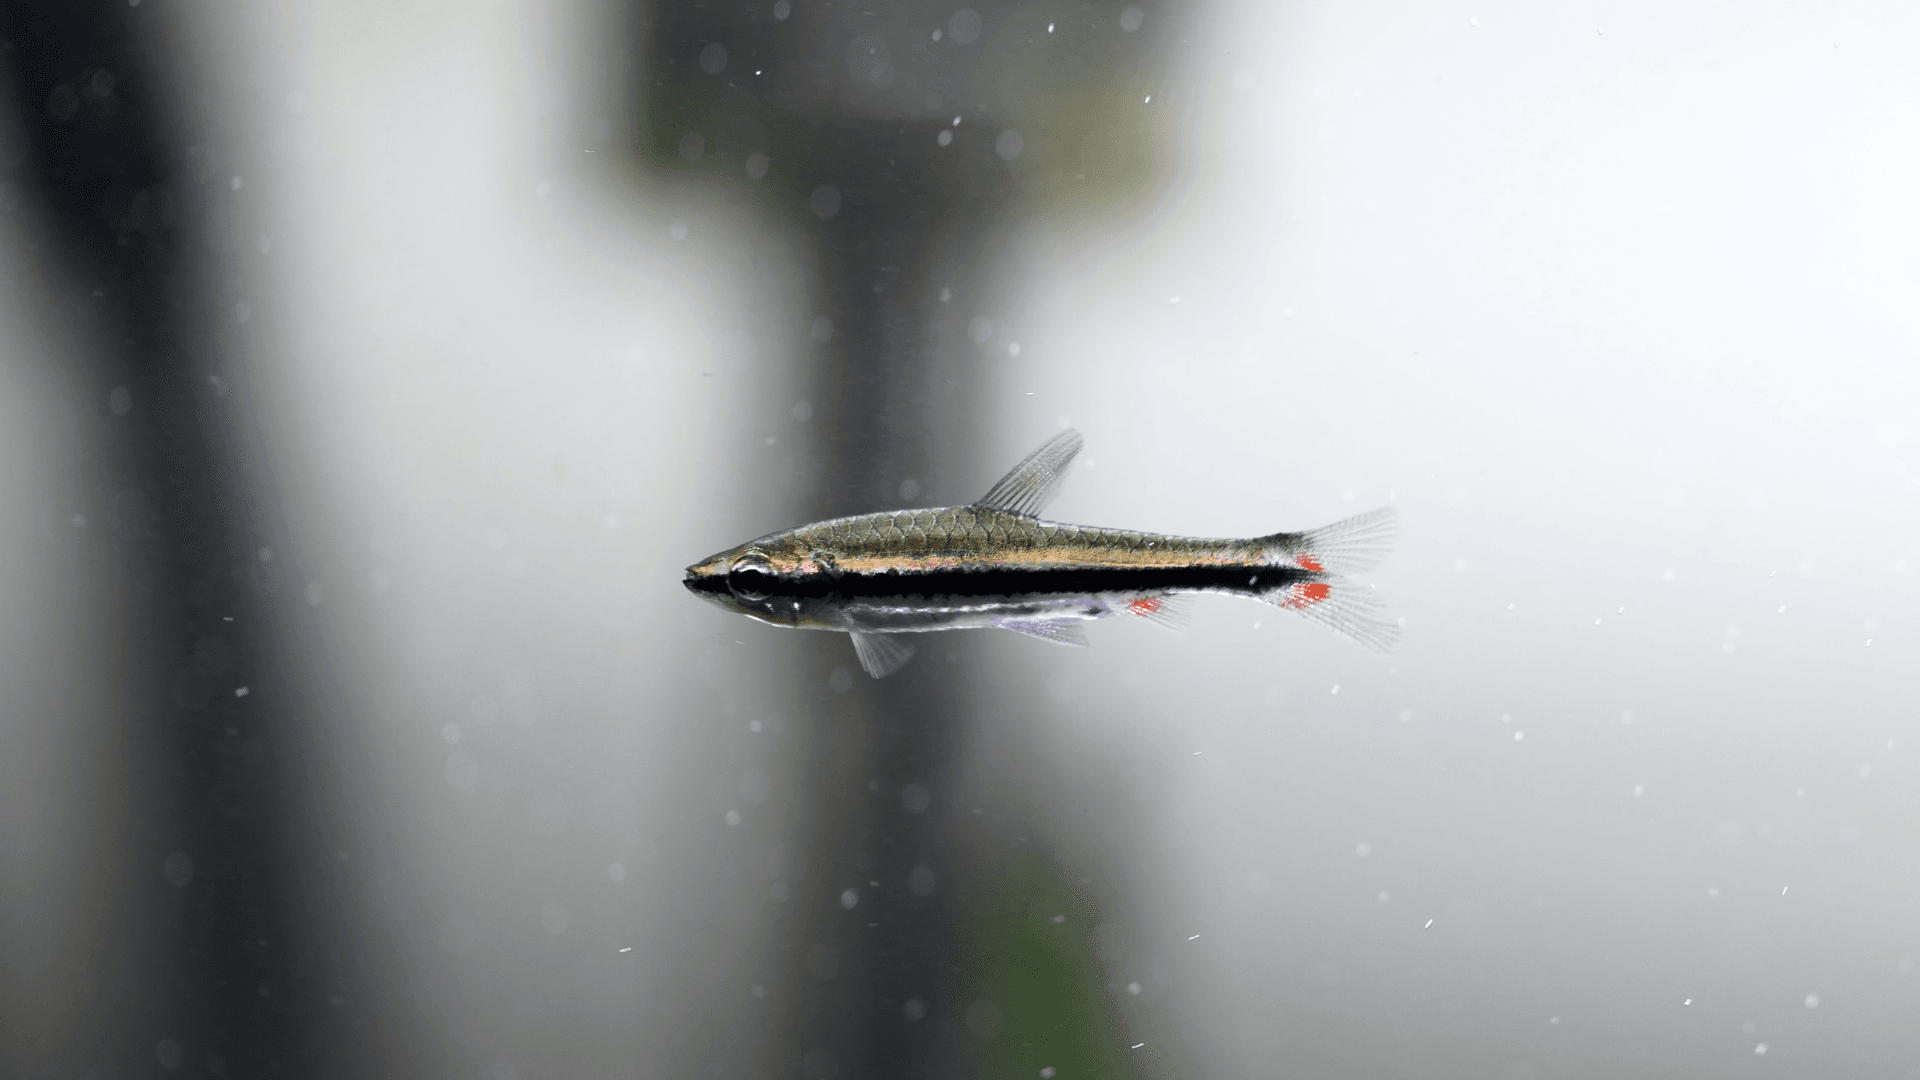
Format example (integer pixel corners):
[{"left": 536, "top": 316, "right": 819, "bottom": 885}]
[{"left": 1, "top": 1, "right": 1916, "bottom": 1078}]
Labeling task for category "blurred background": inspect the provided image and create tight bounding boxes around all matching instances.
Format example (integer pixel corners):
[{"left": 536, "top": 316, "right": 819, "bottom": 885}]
[{"left": 1, "top": 0, "right": 1916, "bottom": 1078}]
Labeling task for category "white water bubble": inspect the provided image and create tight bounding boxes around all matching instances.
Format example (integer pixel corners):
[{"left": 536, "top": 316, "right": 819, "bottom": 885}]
[
  {"left": 745, "top": 151, "right": 770, "bottom": 179},
  {"left": 949, "top": 9, "right": 983, "bottom": 44},
  {"left": 937, "top": 129, "right": 952, "bottom": 147},
  {"left": 1804, "top": 992, "right": 1820, "bottom": 1009},
  {"left": 846, "top": 33, "right": 892, "bottom": 83},
  {"left": 1127, "top": 981, "right": 1142, "bottom": 995},
  {"left": 678, "top": 132, "right": 706, "bottom": 161},
  {"left": 1355, "top": 842, "right": 1371, "bottom": 857},
  {"left": 441, "top": 723, "right": 461, "bottom": 745},
  {"left": 995, "top": 130, "right": 1024, "bottom": 160},
  {"left": 155, "top": 1038, "right": 183, "bottom": 1070},
  {"left": 772, "top": 0, "right": 790, "bottom": 18},
  {"left": 810, "top": 185, "right": 841, "bottom": 220},
  {"left": 109, "top": 386, "right": 132, "bottom": 415},
  {"left": 608, "top": 861, "right": 626, "bottom": 882},
  {"left": 792, "top": 400, "right": 813, "bottom": 422},
  {"left": 810, "top": 317, "right": 834, "bottom": 343},
  {"left": 904, "top": 998, "right": 927, "bottom": 1020},
  {"left": 1120, "top": 7, "right": 1145, "bottom": 32},
  {"left": 840, "top": 887, "right": 859, "bottom": 909},
  {"left": 901, "top": 782, "right": 932, "bottom": 813},
  {"left": 724, "top": 809, "right": 741, "bottom": 826},
  {"left": 699, "top": 42, "right": 727, "bottom": 75},
  {"left": 162, "top": 852, "right": 194, "bottom": 887},
  {"left": 969, "top": 316, "right": 994, "bottom": 343},
  {"left": 304, "top": 583, "right": 325, "bottom": 605},
  {"left": 908, "top": 866, "right": 936, "bottom": 896},
  {"left": 669, "top": 218, "right": 689, "bottom": 240}
]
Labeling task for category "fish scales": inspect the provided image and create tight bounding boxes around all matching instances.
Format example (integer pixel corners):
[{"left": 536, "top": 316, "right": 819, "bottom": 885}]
[{"left": 684, "top": 429, "right": 1399, "bottom": 677}]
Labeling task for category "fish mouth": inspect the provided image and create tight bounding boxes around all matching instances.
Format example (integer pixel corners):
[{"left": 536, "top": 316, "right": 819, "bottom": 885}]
[{"left": 683, "top": 565, "right": 734, "bottom": 603}]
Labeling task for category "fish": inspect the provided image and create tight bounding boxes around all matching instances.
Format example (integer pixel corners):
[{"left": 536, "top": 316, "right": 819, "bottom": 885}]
[{"left": 684, "top": 429, "right": 1399, "bottom": 678}]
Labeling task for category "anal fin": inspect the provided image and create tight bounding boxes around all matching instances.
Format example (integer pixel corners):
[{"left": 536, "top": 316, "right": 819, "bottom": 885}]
[
  {"left": 994, "top": 617, "right": 1091, "bottom": 647},
  {"left": 1122, "top": 594, "right": 1194, "bottom": 634},
  {"left": 849, "top": 632, "right": 917, "bottom": 678}
]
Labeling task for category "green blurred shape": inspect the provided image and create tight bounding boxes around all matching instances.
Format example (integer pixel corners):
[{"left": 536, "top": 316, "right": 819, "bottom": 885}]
[{"left": 965, "top": 845, "right": 1163, "bottom": 1080}]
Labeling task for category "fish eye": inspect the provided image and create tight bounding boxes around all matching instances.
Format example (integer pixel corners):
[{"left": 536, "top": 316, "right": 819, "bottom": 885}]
[{"left": 728, "top": 558, "right": 777, "bottom": 601}]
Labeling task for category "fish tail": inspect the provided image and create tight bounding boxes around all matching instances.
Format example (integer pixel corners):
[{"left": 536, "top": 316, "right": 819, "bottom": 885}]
[
  {"left": 1255, "top": 507, "right": 1400, "bottom": 652},
  {"left": 1264, "top": 507, "right": 1398, "bottom": 576}
]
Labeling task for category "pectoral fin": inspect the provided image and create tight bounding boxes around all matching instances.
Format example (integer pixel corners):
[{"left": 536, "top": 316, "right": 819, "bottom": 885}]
[
  {"left": 994, "top": 618, "right": 1091, "bottom": 647},
  {"left": 849, "top": 631, "right": 917, "bottom": 678}
]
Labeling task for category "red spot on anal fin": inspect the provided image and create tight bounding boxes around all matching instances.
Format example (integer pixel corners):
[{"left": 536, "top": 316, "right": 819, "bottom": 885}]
[
  {"left": 1128, "top": 597, "right": 1163, "bottom": 616},
  {"left": 1297, "top": 554, "right": 1325, "bottom": 573}
]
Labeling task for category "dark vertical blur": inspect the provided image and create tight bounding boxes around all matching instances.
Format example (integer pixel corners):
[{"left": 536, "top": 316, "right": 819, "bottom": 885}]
[
  {"left": 1, "top": 2, "right": 335, "bottom": 1075},
  {"left": 637, "top": 3, "right": 1175, "bottom": 1077}
]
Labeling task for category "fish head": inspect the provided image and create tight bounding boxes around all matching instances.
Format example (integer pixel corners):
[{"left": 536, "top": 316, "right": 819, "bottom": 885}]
[{"left": 683, "top": 536, "right": 840, "bottom": 629}]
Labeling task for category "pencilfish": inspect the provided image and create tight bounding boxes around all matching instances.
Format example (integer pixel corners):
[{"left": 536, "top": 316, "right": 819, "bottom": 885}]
[{"left": 684, "top": 430, "right": 1398, "bottom": 677}]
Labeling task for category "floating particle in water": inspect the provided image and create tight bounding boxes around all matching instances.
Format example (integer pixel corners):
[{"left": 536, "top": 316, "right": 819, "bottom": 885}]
[
  {"left": 901, "top": 782, "right": 932, "bottom": 813},
  {"left": 810, "top": 185, "right": 841, "bottom": 220},
  {"left": 949, "top": 9, "right": 982, "bottom": 44}
]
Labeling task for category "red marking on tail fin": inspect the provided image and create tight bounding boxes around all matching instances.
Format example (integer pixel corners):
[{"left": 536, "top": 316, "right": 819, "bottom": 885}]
[
  {"left": 1297, "top": 554, "right": 1325, "bottom": 573},
  {"left": 1127, "top": 597, "right": 1163, "bottom": 616},
  {"left": 1280, "top": 581, "right": 1333, "bottom": 609}
]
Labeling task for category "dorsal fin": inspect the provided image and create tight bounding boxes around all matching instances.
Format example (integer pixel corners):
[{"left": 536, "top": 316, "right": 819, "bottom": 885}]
[{"left": 975, "top": 429, "right": 1084, "bottom": 517}]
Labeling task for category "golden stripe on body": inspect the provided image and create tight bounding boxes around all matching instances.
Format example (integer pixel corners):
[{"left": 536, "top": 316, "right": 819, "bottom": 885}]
[{"left": 759, "top": 507, "right": 1264, "bottom": 575}]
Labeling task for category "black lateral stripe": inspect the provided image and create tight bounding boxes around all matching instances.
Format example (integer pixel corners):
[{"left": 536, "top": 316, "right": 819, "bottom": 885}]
[{"left": 774, "top": 564, "right": 1313, "bottom": 600}]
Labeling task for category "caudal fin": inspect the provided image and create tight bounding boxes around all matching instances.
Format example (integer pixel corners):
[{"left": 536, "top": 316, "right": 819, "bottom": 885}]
[
  {"left": 1260, "top": 576, "right": 1400, "bottom": 652},
  {"left": 1259, "top": 507, "right": 1400, "bottom": 652},
  {"left": 1266, "top": 507, "right": 1398, "bottom": 576}
]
